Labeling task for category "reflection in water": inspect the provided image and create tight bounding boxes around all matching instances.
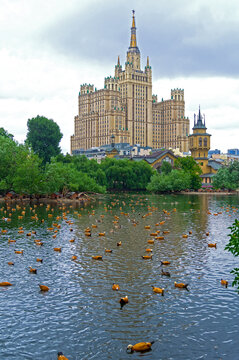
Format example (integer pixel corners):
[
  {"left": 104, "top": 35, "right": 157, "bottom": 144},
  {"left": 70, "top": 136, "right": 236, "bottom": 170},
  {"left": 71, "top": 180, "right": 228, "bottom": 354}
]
[{"left": 0, "top": 194, "right": 238, "bottom": 360}]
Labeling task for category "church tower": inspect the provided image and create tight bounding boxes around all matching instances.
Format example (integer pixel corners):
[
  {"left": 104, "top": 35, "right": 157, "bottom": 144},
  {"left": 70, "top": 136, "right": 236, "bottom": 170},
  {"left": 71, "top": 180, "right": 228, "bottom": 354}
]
[{"left": 189, "top": 106, "right": 211, "bottom": 174}]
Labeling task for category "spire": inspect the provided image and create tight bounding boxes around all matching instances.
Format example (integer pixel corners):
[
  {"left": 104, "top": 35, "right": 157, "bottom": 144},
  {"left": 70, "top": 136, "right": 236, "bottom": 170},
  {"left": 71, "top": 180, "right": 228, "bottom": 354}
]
[
  {"left": 147, "top": 56, "right": 149, "bottom": 67},
  {"left": 117, "top": 55, "right": 120, "bottom": 66},
  {"left": 130, "top": 10, "right": 137, "bottom": 48}
]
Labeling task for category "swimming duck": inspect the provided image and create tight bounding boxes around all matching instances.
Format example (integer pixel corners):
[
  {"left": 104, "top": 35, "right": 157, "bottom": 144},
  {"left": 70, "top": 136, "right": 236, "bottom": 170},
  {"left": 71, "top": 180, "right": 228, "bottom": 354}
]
[
  {"left": 160, "top": 261, "right": 170, "bottom": 266},
  {"left": 147, "top": 239, "right": 154, "bottom": 244},
  {"left": 54, "top": 248, "right": 61, "bottom": 252},
  {"left": 57, "top": 352, "right": 69, "bottom": 360},
  {"left": 92, "top": 255, "right": 103, "bottom": 260},
  {"left": 221, "top": 279, "right": 228, "bottom": 287},
  {"left": 182, "top": 234, "right": 188, "bottom": 238},
  {"left": 15, "top": 250, "right": 23, "bottom": 255},
  {"left": 152, "top": 286, "right": 164, "bottom": 295},
  {"left": 117, "top": 241, "right": 122, "bottom": 246},
  {"left": 105, "top": 248, "right": 112, "bottom": 253},
  {"left": 142, "top": 255, "right": 152, "bottom": 260},
  {"left": 119, "top": 296, "right": 128, "bottom": 309},
  {"left": 174, "top": 281, "right": 189, "bottom": 290},
  {"left": 161, "top": 269, "right": 170, "bottom": 277},
  {"left": 8, "top": 262, "right": 14, "bottom": 266},
  {"left": 127, "top": 341, "right": 155, "bottom": 353},
  {"left": 39, "top": 284, "right": 49, "bottom": 292},
  {"left": 0, "top": 282, "right": 12, "bottom": 286},
  {"left": 72, "top": 255, "right": 77, "bottom": 260},
  {"left": 98, "top": 232, "right": 105, "bottom": 236},
  {"left": 36, "top": 258, "right": 43, "bottom": 263},
  {"left": 208, "top": 243, "right": 217, "bottom": 248},
  {"left": 146, "top": 248, "right": 152, "bottom": 252},
  {"left": 112, "top": 283, "right": 120, "bottom": 291},
  {"left": 29, "top": 267, "right": 37, "bottom": 274}
]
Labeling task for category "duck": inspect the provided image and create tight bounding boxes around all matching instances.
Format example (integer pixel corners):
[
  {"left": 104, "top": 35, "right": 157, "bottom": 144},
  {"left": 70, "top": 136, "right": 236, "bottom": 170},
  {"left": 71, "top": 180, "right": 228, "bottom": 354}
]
[
  {"left": 147, "top": 239, "right": 154, "bottom": 244},
  {"left": 72, "top": 255, "right": 77, "bottom": 260},
  {"left": 105, "top": 248, "right": 113, "bottom": 253},
  {"left": 182, "top": 234, "right": 188, "bottom": 238},
  {"left": 152, "top": 286, "right": 164, "bottom": 295},
  {"left": 189, "top": 231, "right": 192, "bottom": 234},
  {"left": 174, "top": 281, "right": 189, "bottom": 290},
  {"left": 112, "top": 283, "right": 120, "bottom": 291},
  {"left": 57, "top": 352, "right": 69, "bottom": 360},
  {"left": 0, "top": 282, "right": 12, "bottom": 286},
  {"left": 208, "top": 243, "right": 217, "bottom": 248},
  {"left": 146, "top": 248, "right": 152, "bottom": 252},
  {"left": 127, "top": 341, "right": 155, "bottom": 353},
  {"left": 54, "top": 248, "right": 61, "bottom": 252},
  {"left": 98, "top": 232, "right": 105, "bottom": 236},
  {"left": 92, "top": 255, "right": 103, "bottom": 260},
  {"left": 117, "top": 241, "right": 122, "bottom": 246},
  {"left": 142, "top": 255, "right": 152, "bottom": 260},
  {"left": 8, "top": 262, "right": 14, "bottom": 266},
  {"left": 36, "top": 258, "right": 43, "bottom": 263},
  {"left": 39, "top": 284, "right": 49, "bottom": 292},
  {"left": 221, "top": 279, "right": 228, "bottom": 288},
  {"left": 160, "top": 261, "right": 170, "bottom": 266},
  {"left": 119, "top": 296, "right": 128, "bottom": 309},
  {"left": 14, "top": 250, "right": 23, "bottom": 255},
  {"left": 29, "top": 267, "right": 37, "bottom": 274},
  {"left": 8, "top": 239, "right": 16, "bottom": 243},
  {"left": 161, "top": 269, "right": 170, "bottom": 277}
]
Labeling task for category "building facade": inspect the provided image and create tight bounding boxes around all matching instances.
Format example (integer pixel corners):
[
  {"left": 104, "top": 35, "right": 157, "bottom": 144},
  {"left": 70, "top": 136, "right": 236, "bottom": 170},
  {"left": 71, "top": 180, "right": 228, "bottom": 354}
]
[{"left": 71, "top": 11, "right": 190, "bottom": 154}]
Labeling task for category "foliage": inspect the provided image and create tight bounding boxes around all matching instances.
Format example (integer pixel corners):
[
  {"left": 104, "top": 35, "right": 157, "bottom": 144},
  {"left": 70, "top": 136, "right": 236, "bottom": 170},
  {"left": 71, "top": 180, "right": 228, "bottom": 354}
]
[
  {"left": 44, "top": 160, "right": 105, "bottom": 194},
  {"left": 12, "top": 145, "right": 44, "bottom": 195},
  {"left": 26, "top": 115, "right": 63, "bottom": 164},
  {"left": 0, "top": 127, "right": 14, "bottom": 139},
  {"left": 225, "top": 219, "right": 239, "bottom": 291},
  {"left": 147, "top": 169, "right": 191, "bottom": 193},
  {"left": 213, "top": 162, "right": 239, "bottom": 190},
  {"left": 175, "top": 156, "right": 202, "bottom": 190},
  {"left": 0, "top": 136, "right": 19, "bottom": 191},
  {"left": 160, "top": 161, "right": 172, "bottom": 175},
  {"left": 100, "top": 158, "right": 154, "bottom": 190}
]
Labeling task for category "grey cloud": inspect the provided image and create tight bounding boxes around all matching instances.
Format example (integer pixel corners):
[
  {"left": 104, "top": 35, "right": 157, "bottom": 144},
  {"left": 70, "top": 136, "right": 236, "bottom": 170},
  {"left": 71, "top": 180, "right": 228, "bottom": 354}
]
[{"left": 40, "top": 0, "right": 239, "bottom": 78}]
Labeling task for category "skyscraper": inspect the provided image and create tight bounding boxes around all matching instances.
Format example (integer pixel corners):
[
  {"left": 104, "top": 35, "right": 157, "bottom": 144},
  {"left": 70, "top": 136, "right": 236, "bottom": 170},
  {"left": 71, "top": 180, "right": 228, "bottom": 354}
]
[{"left": 71, "top": 11, "right": 190, "bottom": 154}]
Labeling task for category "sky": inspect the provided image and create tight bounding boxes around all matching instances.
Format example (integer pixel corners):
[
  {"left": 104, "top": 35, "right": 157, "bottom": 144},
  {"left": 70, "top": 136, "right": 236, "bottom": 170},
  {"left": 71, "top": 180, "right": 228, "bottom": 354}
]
[{"left": 0, "top": 0, "right": 239, "bottom": 153}]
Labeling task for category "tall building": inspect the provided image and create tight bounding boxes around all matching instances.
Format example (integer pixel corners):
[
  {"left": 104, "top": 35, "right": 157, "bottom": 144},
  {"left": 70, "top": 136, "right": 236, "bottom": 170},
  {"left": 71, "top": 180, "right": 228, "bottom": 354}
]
[{"left": 71, "top": 11, "right": 190, "bottom": 154}]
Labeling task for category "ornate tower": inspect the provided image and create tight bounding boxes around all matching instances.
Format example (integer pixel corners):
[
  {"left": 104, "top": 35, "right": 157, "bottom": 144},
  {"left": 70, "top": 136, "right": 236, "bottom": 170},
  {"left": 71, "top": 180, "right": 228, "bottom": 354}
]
[
  {"left": 126, "top": 10, "right": 141, "bottom": 70},
  {"left": 189, "top": 106, "right": 211, "bottom": 174}
]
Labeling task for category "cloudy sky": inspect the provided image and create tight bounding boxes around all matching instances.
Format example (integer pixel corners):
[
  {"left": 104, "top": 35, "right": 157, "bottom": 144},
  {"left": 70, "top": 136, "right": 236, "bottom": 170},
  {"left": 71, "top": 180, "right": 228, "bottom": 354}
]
[{"left": 1, "top": 0, "right": 238, "bottom": 153}]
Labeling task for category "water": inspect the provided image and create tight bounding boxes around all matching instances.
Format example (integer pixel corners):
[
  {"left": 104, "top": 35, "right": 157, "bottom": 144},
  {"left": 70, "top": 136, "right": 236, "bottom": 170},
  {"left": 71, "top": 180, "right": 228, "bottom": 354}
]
[{"left": 0, "top": 194, "right": 238, "bottom": 360}]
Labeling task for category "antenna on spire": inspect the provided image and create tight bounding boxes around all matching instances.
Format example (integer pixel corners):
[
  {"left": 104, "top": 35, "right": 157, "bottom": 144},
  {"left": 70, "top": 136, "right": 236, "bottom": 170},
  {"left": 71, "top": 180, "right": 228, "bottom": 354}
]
[
  {"left": 132, "top": 9, "right": 135, "bottom": 16},
  {"left": 117, "top": 55, "right": 120, "bottom": 66}
]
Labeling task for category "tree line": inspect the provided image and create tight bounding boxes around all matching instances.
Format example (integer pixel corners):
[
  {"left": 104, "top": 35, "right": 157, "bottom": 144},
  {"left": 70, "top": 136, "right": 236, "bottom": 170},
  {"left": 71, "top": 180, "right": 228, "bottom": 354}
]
[{"left": 1, "top": 115, "right": 237, "bottom": 195}]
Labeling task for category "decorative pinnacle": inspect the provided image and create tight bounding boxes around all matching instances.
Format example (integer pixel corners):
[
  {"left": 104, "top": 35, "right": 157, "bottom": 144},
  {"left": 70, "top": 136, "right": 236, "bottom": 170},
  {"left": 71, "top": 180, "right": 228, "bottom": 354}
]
[
  {"left": 130, "top": 10, "right": 137, "bottom": 47},
  {"left": 117, "top": 55, "right": 120, "bottom": 66}
]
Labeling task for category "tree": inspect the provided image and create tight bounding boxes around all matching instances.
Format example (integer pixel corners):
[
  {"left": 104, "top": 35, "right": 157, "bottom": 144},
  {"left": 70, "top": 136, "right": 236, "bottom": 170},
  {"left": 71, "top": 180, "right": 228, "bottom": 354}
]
[
  {"left": 175, "top": 156, "right": 202, "bottom": 190},
  {"left": 225, "top": 219, "right": 239, "bottom": 291},
  {"left": 0, "top": 127, "right": 14, "bottom": 139},
  {"left": 12, "top": 145, "right": 44, "bottom": 195},
  {"left": 0, "top": 135, "right": 19, "bottom": 192},
  {"left": 147, "top": 169, "right": 190, "bottom": 193},
  {"left": 26, "top": 115, "right": 63, "bottom": 164},
  {"left": 160, "top": 161, "right": 172, "bottom": 175},
  {"left": 213, "top": 162, "right": 239, "bottom": 190}
]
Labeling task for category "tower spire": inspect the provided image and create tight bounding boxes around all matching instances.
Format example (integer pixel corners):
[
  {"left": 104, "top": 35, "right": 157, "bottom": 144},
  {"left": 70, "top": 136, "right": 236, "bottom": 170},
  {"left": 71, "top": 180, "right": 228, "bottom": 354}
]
[
  {"left": 117, "top": 55, "right": 120, "bottom": 66},
  {"left": 130, "top": 10, "right": 137, "bottom": 48}
]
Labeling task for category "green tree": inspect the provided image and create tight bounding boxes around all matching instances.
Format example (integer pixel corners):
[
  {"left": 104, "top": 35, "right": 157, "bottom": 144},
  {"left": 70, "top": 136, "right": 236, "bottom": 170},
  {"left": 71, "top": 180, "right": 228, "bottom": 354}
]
[
  {"left": 0, "top": 127, "right": 14, "bottom": 139},
  {"left": 160, "top": 161, "right": 172, "bottom": 174},
  {"left": 225, "top": 219, "right": 239, "bottom": 291},
  {"left": 26, "top": 115, "right": 63, "bottom": 164},
  {"left": 12, "top": 146, "right": 44, "bottom": 195},
  {"left": 147, "top": 169, "right": 190, "bottom": 193},
  {"left": 175, "top": 156, "right": 202, "bottom": 190},
  {"left": 213, "top": 162, "right": 239, "bottom": 190},
  {"left": 0, "top": 135, "right": 19, "bottom": 192}
]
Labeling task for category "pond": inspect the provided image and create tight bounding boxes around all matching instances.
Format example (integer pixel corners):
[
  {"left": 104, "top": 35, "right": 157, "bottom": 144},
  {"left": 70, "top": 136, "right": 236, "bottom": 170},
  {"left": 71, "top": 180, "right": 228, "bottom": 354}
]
[{"left": 0, "top": 194, "right": 238, "bottom": 360}]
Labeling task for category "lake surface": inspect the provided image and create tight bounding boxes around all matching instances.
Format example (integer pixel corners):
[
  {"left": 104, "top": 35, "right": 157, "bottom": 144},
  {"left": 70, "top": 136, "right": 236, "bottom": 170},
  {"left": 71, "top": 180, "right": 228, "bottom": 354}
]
[{"left": 0, "top": 194, "right": 239, "bottom": 360}]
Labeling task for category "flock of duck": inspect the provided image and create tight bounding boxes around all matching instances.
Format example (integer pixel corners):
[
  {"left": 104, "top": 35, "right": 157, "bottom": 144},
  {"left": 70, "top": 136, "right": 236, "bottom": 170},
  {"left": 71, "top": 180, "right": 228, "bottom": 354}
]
[{"left": 0, "top": 197, "right": 236, "bottom": 358}]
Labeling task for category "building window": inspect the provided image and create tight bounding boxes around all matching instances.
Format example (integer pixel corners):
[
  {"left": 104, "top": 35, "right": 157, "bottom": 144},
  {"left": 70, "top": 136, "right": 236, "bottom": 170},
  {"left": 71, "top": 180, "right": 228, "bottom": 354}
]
[
  {"left": 204, "top": 137, "right": 207, "bottom": 147},
  {"left": 199, "top": 137, "right": 202, "bottom": 147}
]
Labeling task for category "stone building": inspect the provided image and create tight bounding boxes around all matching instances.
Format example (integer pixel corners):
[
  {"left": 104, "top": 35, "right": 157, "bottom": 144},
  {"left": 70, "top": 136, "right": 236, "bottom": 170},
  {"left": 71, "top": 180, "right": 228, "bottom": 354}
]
[
  {"left": 71, "top": 11, "right": 190, "bottom": 154},
  {"left": 189, "top": 107, "right": 219, "bottom": 184}
]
